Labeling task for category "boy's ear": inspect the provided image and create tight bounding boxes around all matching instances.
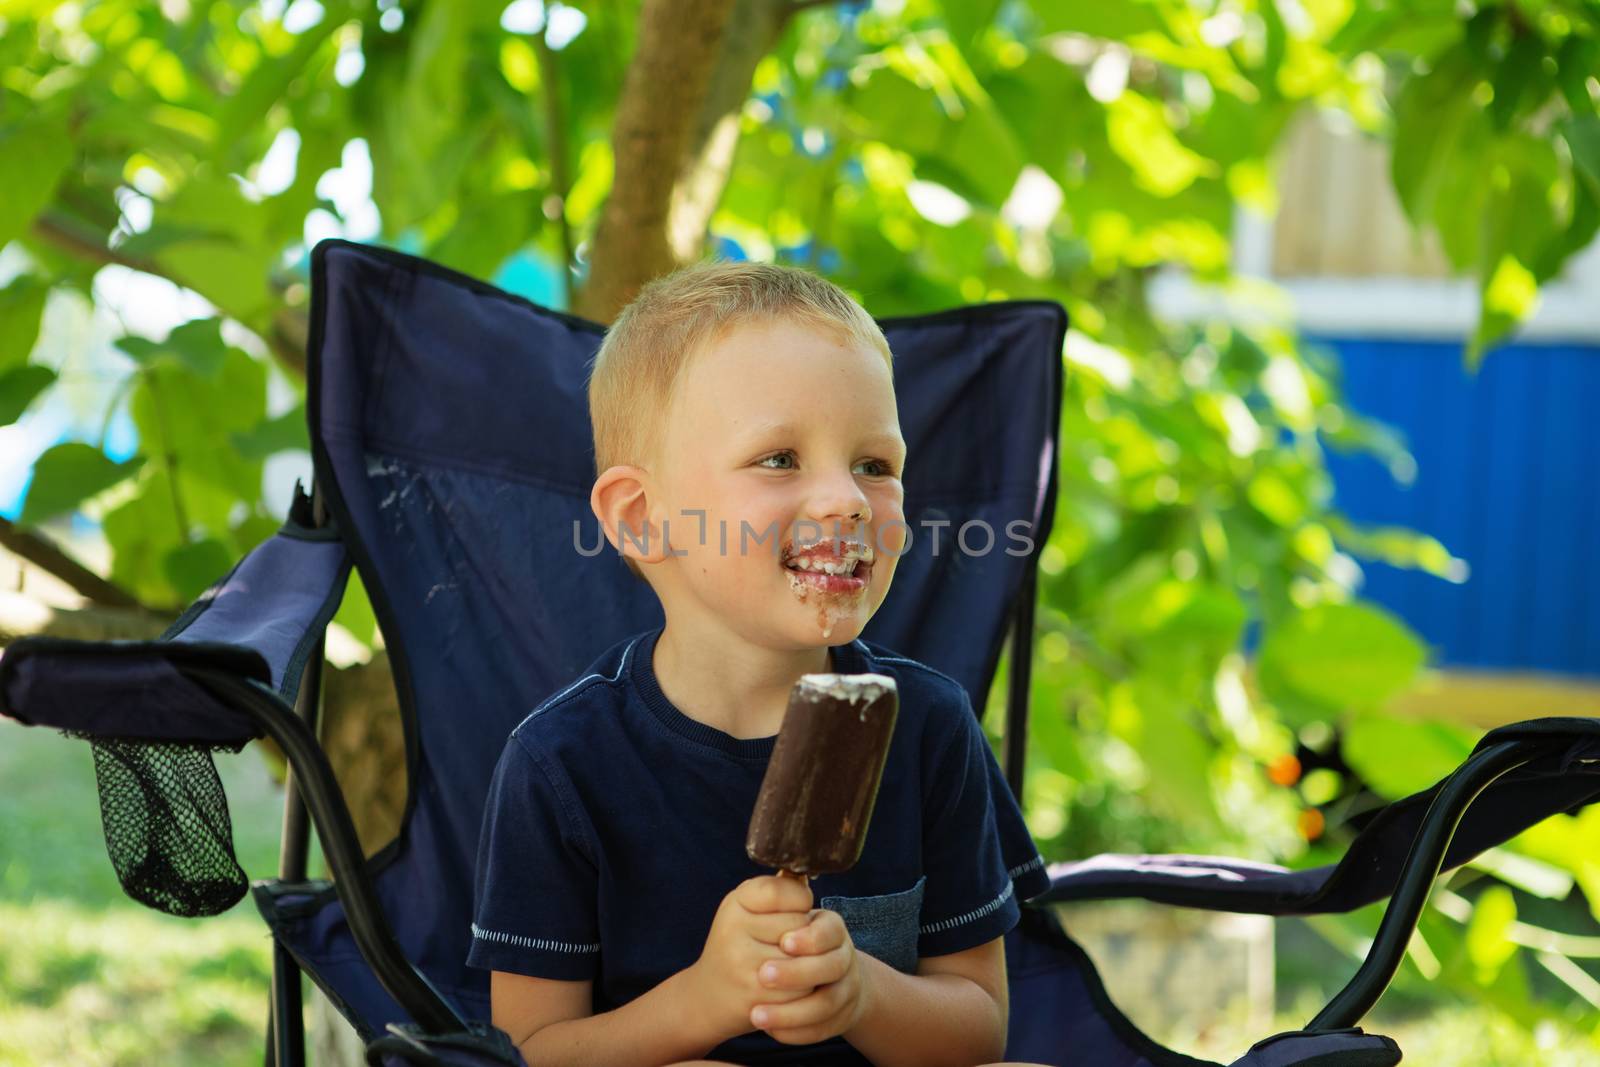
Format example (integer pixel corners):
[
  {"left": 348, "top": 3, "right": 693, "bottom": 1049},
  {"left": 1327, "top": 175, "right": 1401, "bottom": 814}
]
[{"left": 590, "top": 465, "right": 668, "bottom": 565}]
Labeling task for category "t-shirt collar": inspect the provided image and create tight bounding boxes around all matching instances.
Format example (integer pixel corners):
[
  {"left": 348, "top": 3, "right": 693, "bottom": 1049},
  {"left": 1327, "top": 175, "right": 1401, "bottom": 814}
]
[{"left": 630, "top": 625, "right": 869, "bottom": 760}]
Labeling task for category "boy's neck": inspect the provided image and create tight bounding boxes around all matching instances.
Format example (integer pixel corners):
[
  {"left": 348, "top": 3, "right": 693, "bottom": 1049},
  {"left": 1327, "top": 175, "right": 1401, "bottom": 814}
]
[{"left": 651, "top": 622, "right": 836, "bottom": 741}]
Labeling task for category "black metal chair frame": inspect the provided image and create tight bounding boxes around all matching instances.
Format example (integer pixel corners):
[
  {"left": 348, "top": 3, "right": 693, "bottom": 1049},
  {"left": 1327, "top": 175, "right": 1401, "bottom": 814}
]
[{"left": 175, "top": 481, "right": 1555, "bottom": 1066}]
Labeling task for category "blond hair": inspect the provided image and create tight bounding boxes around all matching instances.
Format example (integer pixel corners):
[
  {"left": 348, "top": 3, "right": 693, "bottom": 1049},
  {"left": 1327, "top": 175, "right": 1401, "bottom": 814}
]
[{"left": 586, "top": 259, "right": 893, "bottom": 581}]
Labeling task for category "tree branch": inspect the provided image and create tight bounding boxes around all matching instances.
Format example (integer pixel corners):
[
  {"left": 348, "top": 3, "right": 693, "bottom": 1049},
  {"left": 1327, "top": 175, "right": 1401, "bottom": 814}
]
[
  {"left": 33, "top": 209, "right": 164, "bottom": 277},
  {"left": 0, "top": 591, "right": 172, "bottom": 645},
  {"left": 0, "top": 517, "right": 146, "bottom": 611},
  {"left": 533, "top": 27, "right": 576, "bottom": 310},
  {"left": 786, "top": 0, "right": 840, "bottom": 16},
  {"left": 31, "top": 210, "right": 309, "bottom": 380}
]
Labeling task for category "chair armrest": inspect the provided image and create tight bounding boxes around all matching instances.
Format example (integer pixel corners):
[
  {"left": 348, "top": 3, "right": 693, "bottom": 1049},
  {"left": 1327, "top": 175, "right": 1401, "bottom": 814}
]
[
  {"left": 1035, "top": 717, "right": 1600, "bottom": 919},
  {"left": 0, "top": 514, "right": 350, "bottom": 745}
]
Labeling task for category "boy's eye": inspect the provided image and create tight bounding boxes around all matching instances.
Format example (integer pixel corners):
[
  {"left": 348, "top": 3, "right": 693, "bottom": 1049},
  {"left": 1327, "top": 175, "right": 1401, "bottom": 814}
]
[
  {"left": 756, "top": 451, "right": 795, "bottom": 470},
  {"left": 755, "top": 451, "right": 898, "bottom": 477}
]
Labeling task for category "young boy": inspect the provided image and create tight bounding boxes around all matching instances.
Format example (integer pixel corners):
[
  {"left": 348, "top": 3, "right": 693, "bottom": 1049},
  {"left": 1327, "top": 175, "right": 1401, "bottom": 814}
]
[{"left": 467, "top": 260, "right": 1053, "bottom": 1067}]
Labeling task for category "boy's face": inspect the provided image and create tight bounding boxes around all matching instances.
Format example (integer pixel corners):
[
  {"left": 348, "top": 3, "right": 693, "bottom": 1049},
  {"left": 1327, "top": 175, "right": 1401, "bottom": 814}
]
[{"left": 650, "top": 315, "right": 907, "bottom": 648}]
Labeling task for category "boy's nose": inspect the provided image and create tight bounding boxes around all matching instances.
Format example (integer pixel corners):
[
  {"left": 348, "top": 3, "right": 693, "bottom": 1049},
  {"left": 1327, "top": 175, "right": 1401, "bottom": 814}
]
[
  {"left": 806, "top": 482, "right": 871, "bottom": 527},
  {"left": 791, "top": 485, "right": 872, "bottom": 549}
]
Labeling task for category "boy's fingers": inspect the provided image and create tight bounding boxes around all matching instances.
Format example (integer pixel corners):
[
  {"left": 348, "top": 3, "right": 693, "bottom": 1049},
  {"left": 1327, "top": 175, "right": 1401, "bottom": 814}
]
[
  {"left": 746, "top": 911, "right": 813, "bottom": 946},
  {"left": 765, "top": 1003, "right": 854, "bottom": 1047},
  {"left": 779, "top": 910, "right": 846, "bottom": 955},
  {"left": 758, "top": 945, "right": 849, "bottom": 990},
  {"left": 752, "top": 981, "right": 847, "bottom": 1034},
  {"left": 737, "top": 874, "right": 814, "bottom": 915}
]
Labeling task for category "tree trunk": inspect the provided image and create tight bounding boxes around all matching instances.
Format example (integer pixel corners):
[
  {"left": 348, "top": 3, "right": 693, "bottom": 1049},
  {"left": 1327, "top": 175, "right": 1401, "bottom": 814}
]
[{"left": 574, "top": 0, "right": 799, "bottom": 324}]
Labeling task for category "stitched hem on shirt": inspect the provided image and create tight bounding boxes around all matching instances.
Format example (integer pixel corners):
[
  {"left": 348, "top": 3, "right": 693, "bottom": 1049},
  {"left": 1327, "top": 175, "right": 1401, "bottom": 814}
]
[
  {"left": 470, "top": 922, "right": 600, "bottom": 954},
  {"left": 513, "top": 634, "right": 640, "bottom": 736},
  {"left": 1010, "top": 855, "right": 1045, "bottom": 879},
  {"left": 919, "top": 879, "right": 1014, "bottom": 934}
]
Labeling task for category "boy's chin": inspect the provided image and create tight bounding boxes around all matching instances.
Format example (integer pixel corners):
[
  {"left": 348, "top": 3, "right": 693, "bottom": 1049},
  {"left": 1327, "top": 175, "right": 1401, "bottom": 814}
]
[{"left": 777, "top": 608, "right": 868, "bottom": 645}]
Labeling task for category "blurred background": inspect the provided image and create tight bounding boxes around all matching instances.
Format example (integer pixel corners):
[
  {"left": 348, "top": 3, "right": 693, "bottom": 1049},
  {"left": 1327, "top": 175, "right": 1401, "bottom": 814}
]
[{"left": 2, "top": 0, "right": 1599, "bottom": 1063}]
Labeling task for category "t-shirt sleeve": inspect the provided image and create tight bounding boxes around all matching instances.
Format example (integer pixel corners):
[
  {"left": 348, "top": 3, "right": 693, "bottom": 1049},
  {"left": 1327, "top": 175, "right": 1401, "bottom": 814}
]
[
  {"left": 467, "top": 732, "right": 602, "bottom": 980},
  {"left": 917, "top": 687, "right": 1049, "bottom": 958}
]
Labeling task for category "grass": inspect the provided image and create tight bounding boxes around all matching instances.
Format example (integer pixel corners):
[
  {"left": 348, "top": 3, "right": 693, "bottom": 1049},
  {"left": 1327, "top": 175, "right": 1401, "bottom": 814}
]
[
  {"left": 1155, "top": 986, "right": 1600, "bottom": 1066},
  {"left": 3, "top": 720, "right": 1598, "bottom": 1065},
  {"left": 0, "top": 721, "right": 286, "bottom": 1067},
  {"left": 0, "top": 899, "right": 273, "bottom": 1066}
]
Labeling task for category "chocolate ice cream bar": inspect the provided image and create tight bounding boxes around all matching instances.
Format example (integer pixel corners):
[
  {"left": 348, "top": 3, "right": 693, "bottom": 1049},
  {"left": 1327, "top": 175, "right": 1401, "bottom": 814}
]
[{"left": 746, "top": 672, "right": 900, "bottom": 876}]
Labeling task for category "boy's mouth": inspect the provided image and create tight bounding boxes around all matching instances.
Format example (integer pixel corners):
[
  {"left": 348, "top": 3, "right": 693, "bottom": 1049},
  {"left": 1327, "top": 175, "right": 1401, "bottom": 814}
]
[{"left": 781, "top": 549, "right": 872, "bottom": 592}]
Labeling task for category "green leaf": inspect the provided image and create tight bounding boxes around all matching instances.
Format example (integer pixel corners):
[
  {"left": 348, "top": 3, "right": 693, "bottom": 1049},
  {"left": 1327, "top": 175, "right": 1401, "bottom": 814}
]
[
  {"left": 211, "top": 7, "right": 350, "bottom": 168},
  {"left": 114, "top": 318, "right": 234, "bottom": 379},
  {"left": 1341, "top": 711, "right": 1479, "bottom": 799},
  {"left": 230, "top": 404, "right": 308, "bottom": 460},
  {"left": 1470, "top": 252, "right": 1539, "bottom": 365},
  {"left": 333, "top": 567, "right": 379, "bottom": 647},
  {"left": 150, "top": 240, "right": 278, "bottom": 322},
  {"left": 1030, "top": 0, "right": 1169, "bottom": 42},
  {"left": 130, "top": 347, "right": 268, "bottom": 514},
  {"left": 20, "top": 443, "right": 145, "bottom": 524},
  {"left": 1246, "top": 468, "right": 1306, "bottom": 526},
  {"left": 1391, "top": 43, "right": 1480, "bottom": 228},
  {"left": 1326, "top": 515, "right": 1465, "bottom": 582},
  {"left": 1464, "top": 885, "right": 1518, "bottom": 983},
  {"left": 987, "top": 54, "right": 1085, "bottom": 176},
  {"left": 851, "top": 57, "right": 1026, "bottom": 206},
  {"left": 1465, "top": 847, "right": 1574, "bottom": 901},
  {"left": 427, "top": 192, "right": 534, "bottom": 280},
  {"left": 0, "top": 364, "right": 55, "bottom": 424},
  {"left": 375, "top": 0, "right": 504, "bottom": 228},
  {"left": 1257, "top": 603, "right": 1427, "bottom": 722},
  {"left": 1554, "top": 36, "right": 1599, "bottom": 115},
  {"left": 1488, "top": 32, "right": 1545, "bottom": 132},
  {"left": 102, "top": 472, "right": 187, "bottom": 608},
  {"left": 1109, "top": 679, "right": 1218, "bottom": 826},
  {"left": 1563, "top": 115, "right": 1600, "bottom": 201},
  {"left": 231, "top": 511, "right": 282, "bottom": 556},
  {"left": 1106, "top": 91, "right": 1215, "bottom": 198},
  {"left": 1466, "top": 135, "right": 1563, "bottom": 364},
  {"left": 0, "top": 276, "right": 50, "bottom": 371},
  {"left": 0, "top": 111, "right": 73, "bottom": 251},
  {"left": 1506, "top": 808, "right": 1600, "bottom": 923},
  {"left": 163, "top": 537, "right": 237, "bottom": 604},
  {"left": 156, "top": 171, "right": 270, "bottom": 249},
  {"left": 938, "top": 0, "right": 995, "bottom": 66}
]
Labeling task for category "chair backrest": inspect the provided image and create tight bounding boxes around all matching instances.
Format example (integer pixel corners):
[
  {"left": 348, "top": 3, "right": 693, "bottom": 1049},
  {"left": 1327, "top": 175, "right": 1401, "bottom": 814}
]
[{"left": 306, "top": 238, "right": 1065, "bottom": 1010}]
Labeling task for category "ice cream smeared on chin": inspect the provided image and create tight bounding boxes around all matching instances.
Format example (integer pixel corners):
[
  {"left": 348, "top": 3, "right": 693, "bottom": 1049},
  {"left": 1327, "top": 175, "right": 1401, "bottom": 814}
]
[{"left": 781, "top": 538, "right": 873, "bottom": 639}]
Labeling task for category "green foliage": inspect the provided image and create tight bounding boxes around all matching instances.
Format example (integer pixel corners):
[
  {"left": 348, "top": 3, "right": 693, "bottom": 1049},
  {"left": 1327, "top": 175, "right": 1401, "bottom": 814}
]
[
  {"left": 2, "top": 0, "right": 1596, "bottom": 1044},
  {"left": 0, "top": 108, "right": 74, "bottom": 252},
  {"left": 1258, "top": 602, "right": 1427, "bottom": 725},
  {"left": 20, "top": 443, "right": 144, "bottom": 525},
  {"left": 0, "top": 726, "right": 285, "bottom": 1065},
  {"left": 1382, "top": 3, "right": 1600, "bottom": 364},
  {"left": 0, "top": 275, "right": 50, "bottom": 368}
]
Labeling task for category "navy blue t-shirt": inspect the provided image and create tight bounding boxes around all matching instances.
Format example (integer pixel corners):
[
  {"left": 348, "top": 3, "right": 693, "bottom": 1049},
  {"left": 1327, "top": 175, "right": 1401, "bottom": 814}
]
[{"left": 467, "top": 624, "right": 1049, "bottom": 1065}]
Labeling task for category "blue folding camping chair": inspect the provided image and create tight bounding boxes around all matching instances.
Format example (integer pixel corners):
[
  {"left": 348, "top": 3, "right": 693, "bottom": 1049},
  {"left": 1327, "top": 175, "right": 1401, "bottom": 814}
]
[{"left": 5, "top": 237, "right": 1600, "bottom": 1067}]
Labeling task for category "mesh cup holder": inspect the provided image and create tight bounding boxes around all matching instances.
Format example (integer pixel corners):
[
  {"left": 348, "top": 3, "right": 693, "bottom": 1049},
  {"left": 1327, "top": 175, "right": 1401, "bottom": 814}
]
[{"left": 66, "top": 732, "right": 252, "bottom": 918}]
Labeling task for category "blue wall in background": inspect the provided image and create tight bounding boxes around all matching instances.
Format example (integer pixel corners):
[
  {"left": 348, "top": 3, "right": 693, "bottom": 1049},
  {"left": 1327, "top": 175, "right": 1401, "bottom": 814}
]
[{"left": 1315, "top": 336, "right": 1600, "bottom": 680}]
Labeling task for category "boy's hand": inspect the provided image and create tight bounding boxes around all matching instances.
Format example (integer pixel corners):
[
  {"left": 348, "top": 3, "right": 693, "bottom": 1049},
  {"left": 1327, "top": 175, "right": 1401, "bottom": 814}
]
[
  {"left": 687, "top": 874, "right": 817, "bottom": 1040},
  {"left": 749, "top": 908, "right": 872, "bottom": 1046}
]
